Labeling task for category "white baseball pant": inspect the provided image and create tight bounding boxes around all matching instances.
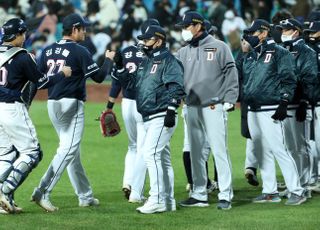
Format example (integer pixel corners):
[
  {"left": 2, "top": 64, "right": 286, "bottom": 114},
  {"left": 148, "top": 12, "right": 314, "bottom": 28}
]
[
  {"left": 37, "top": 98, "right": 94, "bottom": 203},
  {"left": 187, "top": 104, "right": 233, "bottom": 202},
  {"left": 248, "top": 109, "right": 303, "bottom": 196}
]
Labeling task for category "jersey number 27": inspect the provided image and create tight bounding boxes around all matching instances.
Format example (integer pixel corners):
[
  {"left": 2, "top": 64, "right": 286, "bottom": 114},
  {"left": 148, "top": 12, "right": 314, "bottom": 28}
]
[{"left": 47, "top": 59, "right": 65, "bottom": 76}]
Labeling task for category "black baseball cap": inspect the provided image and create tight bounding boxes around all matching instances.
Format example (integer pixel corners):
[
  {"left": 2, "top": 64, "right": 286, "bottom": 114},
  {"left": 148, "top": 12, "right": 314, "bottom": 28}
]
[
  {"left": 304, "top": 21, "right": 320, "bottom": 33},
  {"left": 276, "top": 18, "right": 302, "bottom": 31},
  {"left": 204, "top": 19, "right": 217, "bottom": 34},
  {"left": 141, "top": 18, "right": 160, "bottom": 34},
  {"left": 244, "top": 19, "right": 270, "bottom": 34},
  {"left": 175, "top": 11, "right": 204, "bottom": 27},
  {"left": 2, "top": 18, "right": 27, "bottom": 41},
  {"left": 137, "top": 25, "right": 166, "bottom": 40},
  {"left": 62, "top": 13, "right": 91, "bottom": 30}
]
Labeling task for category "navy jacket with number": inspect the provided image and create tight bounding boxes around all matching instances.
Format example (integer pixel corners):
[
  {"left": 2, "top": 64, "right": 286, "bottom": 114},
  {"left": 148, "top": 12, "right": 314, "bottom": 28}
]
[
  {"left": 242, "top": 39, "right": 297, "bottom": 107},
  {"left": 114, "top": 46, "right": 185, "bottom": 120},
  {"left": 0, "top": 45, "right": 65, "bottom": 103},
  {"left": 38, "top": 39, "right": 112, "bottom": 101},
  {"left": 109, "top": 45, "right": 144, "bottom": 100}
]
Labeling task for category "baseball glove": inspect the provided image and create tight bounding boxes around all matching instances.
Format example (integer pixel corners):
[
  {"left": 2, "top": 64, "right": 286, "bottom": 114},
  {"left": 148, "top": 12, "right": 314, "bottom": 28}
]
[{"left": 99, "top": 110, "right": 121, "bottom": 137}]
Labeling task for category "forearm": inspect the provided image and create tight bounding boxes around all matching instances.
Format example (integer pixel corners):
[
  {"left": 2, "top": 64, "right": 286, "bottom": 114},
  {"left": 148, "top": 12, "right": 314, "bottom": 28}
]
[{"left": 91, "top": 58, "right": 113, "bottom": 83}]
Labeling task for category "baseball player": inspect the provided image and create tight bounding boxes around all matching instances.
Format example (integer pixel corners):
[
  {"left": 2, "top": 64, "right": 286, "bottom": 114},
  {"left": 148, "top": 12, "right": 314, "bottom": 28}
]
[
  {"left": 106, "top": 19, "right": 160, "bottom": 202},
  {"left": 242, "top": 19, "right": 306, "bottom": 205},
  {"left": 277, "top": 18, "right": 317, "bottom": 198},
  {"left": 304, "top": 21, "right": 320, "bottom": 192},
  {"left": 112, "top": 25, "right": 185, "bottom": 214},
  {"left": 31, "top": 13, "right": 113, "bottom": 212},
  {"left": 176, "top": 11, "right": 238, "bottom": 210},
  {"left": 0, "top": 18, "right": 71, "bottom": 214}
]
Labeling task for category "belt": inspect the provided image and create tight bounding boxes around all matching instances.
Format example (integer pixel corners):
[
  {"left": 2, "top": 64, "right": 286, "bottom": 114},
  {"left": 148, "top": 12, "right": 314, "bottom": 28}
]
[{"left": 249, "top": 104, "right": 312, "bottom": 111}]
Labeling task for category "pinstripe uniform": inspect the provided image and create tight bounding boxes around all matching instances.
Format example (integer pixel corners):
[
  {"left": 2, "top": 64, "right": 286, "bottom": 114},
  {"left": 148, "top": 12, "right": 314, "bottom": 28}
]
[
  {"left": 0, "top": 44, "right": 67, "bottom": 200},
  {"left": 34, "top": 39, "right": 111, "bottom": 204}
]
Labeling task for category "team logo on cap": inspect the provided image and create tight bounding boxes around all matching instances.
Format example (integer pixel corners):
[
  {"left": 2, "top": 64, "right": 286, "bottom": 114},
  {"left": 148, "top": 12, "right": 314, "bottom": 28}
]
[{"left": 310, "top": 22, "right": 313, "bottom": 28}]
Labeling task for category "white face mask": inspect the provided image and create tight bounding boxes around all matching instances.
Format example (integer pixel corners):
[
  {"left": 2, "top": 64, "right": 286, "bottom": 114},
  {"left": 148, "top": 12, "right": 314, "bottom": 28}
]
[
  {"left": 181, "top": 29, "right": 193, "bottom": 42},
  {"left": 281, "top": 32, "right": 295, "bottom": 43}
]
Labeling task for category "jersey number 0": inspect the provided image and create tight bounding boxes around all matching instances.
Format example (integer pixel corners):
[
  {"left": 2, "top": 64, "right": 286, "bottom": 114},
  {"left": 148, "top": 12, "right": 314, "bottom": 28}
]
[{"left": 0, "top": 67, "right": 8, "bottom": 86}]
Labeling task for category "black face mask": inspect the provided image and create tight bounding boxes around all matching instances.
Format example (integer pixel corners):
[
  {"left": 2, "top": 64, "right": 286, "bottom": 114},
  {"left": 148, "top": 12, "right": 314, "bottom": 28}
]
[
  {"left": 243, "top": 34, "right": 260, "bottom": 49},
  {"left": 140, "top": 40, "right": 157, "bottom": 56},
  {"left": 309, "top": 37, "right": 320, "bottom": 45}
]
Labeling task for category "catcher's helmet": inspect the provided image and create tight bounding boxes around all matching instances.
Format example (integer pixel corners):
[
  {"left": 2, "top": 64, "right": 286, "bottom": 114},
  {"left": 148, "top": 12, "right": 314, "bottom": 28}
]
[{"left": 2, "top": 18, "right": 27, "bottom": 42}]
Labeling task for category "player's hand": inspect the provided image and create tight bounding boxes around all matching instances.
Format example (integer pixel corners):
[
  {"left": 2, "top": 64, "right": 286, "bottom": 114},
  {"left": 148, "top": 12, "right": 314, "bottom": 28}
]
[
  {"left": 105, "top": 50, "right": 115, "bottom": 60},
  {"left": 61, "top": 66, "right": 72, "bottom": 77},
  {"left": 164, "top": 108, "right": 176, "bottom": 128},
  {"left": 271, "top": 100, "right": 288, "bottom": 121},
  {"left": 114, "top": 51, "right": 124, "bottom": 69}
]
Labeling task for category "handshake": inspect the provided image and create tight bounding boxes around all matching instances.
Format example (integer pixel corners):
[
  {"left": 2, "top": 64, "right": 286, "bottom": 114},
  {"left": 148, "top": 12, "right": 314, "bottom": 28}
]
[{"left": 105, "top": 50, "right": 123, "bottom": 70}]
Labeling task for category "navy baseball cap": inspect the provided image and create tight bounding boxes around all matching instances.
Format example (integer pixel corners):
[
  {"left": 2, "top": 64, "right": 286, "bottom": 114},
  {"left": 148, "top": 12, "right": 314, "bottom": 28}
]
[
  {"left": 141, "top": 18, "right": 160, "bottom": 34},
  {"left": 244, "top": 19, "right": 270, "bottom": 34},
  {"left": 277, "top": 18, "right": 302, "bottom": 31},
  {"left": 304, "top": 21, "right": 320, "bottom": 33},
  {"left": 137, "top": 25, "right": 166, "bottom": 40},
  {"left": 62, "top": 13, "right": 91, "bottom": 30},
  {"left": 2, "top": 18, "right": 27, "bottom": 41},
  {"left": 175, "top": 11, "right": 204, "bottom": 27}
]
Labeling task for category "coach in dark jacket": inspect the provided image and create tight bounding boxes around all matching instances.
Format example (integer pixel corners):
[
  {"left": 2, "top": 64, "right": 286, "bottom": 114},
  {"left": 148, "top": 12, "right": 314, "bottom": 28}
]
[
  {"left": 113, "top": 25, "right": 185, "bottom": 214},
  {"left": 241, "top": 19, "right": 306, "bottom": 206},
  {"left": 277, "top": 18, "right": 317, "bottom": 195}
]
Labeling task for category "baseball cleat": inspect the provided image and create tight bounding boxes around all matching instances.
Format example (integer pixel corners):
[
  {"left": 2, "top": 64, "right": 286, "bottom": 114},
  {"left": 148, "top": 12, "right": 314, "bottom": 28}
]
[
  {"left": 31, "top": 188, "right": 58, "bottom": 212},
  {"left": 122, "top": 185, "right": 131, "bottom": 200},
  {"left": 179, "top": 197, "right": 209, "bottom": 207},
  {"left": 245, "top": 168, "right": 259, "bottom": 186},
  {"left": 285, "top": 193, "right": 306, "bottom": 206},
  {"left": 136, "top": 200, "right": 166, "bottom": 214},
  {"left": 0, "top": 206, "right": 9, "bottom": 214},
  {"left": 13, "top": 202, "right": 23, "bottom": 213},
  {"left": 253, "top": 193, "right": 281, "bottom": 203},
  {"left": 0, "top": 191, "right": 15, "bottom": 213},
  {"left": 217, "top": 200, "right": 232, "bottom": 210},
  {"left": 79, "top": 198, "right": 100, "bottom": 207}
]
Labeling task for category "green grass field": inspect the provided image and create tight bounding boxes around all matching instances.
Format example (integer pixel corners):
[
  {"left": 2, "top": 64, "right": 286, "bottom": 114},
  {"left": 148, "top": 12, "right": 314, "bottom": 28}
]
[{"left": 0, "top": 101, "right": 319, "bottom": 230}]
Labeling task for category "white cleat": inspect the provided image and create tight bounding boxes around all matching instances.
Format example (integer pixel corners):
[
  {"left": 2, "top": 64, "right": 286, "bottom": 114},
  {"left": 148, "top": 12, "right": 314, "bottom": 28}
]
[
  {"left": 136, "top": 200, "right": 166, "bottom": 214},
  {"left": 36, "top": 198, "right": 59, "bottom": 212},
  {"left": 0, "top": 206, "right": 9, "bottom": 214},
  {"left": 79, "top": 198, "right": 100, "bottom": 207},
  {"left": 0, "top": 191, "right": 15, "bottom": 213},
  {"left": 31, "top": 188, "right": 58, "bottom": 212}
]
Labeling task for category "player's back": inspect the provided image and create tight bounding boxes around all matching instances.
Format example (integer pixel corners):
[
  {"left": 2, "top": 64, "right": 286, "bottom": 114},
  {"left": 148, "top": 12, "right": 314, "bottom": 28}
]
[
  {"left": 122, "top": 45, "right": 144, "bottom": 73},
  {"left": 0, "top": 45, "right": 35, "bottom": 102},
  {"left": 39, "top": 39, "right": 97, "bottom": 101}
]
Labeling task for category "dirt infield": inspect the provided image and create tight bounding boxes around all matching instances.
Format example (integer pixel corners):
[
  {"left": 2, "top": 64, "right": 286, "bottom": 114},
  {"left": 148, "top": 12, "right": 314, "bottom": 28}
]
[{"left": 34, "top": 83, "right": 121, "bottom": 103}]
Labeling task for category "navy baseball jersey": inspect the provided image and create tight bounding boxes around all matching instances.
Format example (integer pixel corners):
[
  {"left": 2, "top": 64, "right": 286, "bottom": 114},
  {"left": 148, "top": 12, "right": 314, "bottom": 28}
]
[
  {"left": 39, "top": 39, "right": 109, "bottom": 101},
  {"left": 0, "top": 45, "right": 64, "bottom": 103},
  {"left": 110, "top": 45, "right": 144, "bottom": 99}
]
